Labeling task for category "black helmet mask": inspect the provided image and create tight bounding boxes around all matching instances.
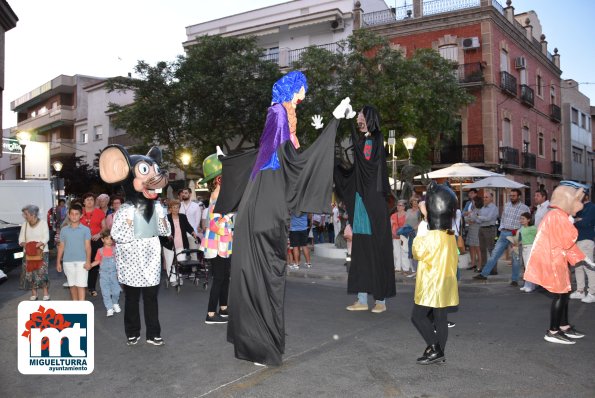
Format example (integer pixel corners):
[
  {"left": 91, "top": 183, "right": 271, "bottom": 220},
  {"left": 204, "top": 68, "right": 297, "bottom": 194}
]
[{"left": 425, "top": 181, "right": 457, "bottom": 230}]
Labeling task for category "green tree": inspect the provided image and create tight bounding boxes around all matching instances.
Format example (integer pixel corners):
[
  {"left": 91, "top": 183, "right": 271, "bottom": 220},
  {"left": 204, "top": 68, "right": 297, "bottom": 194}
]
[
  {"left": 105, "top": 36, "right": 280, "bottom": 173},
  {"left": 59, "top": 154, "right": 110, "bottom": 197},
  {"left": 293, "top": 30, "right": 475, "bottom": 167}
]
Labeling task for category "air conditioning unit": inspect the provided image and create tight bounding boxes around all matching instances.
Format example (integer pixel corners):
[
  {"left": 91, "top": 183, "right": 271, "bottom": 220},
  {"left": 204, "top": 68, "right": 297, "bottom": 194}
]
[
  {"left": 515, "top": 56, "right": 527, "bottom": 69},
  {"left": 461, "top": 37, "right": 480, "bottom": 50},
  {"left": 331, "top": 18, "right": 344, "bottom": 31}
]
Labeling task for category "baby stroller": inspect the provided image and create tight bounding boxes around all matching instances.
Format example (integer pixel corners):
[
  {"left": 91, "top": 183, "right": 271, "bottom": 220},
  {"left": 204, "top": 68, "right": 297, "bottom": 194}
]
[{"left": 165, "top": 249, "right": 210, "bottom": 294}]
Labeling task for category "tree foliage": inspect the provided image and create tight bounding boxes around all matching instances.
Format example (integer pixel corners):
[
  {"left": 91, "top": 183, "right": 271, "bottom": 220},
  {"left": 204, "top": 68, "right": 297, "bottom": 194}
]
[
  {"left": 59, "top": 154, "right": 110, "bottom": 196},
  {"left": 294, "top": 30, "right": 475, "bottom": 166},
  {"left": 106, "top": 31, "right": 473, "bottom": 170},
  {"left": 105, "top": 36, "right": 280, "bottom": 174}
]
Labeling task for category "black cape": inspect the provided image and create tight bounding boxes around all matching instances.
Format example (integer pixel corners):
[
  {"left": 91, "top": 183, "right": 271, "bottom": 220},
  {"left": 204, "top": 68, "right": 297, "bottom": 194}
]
[
  {"left": 334, "top": 126, "right": 396, "bottom": 299},
  {"left": 216, "top": 118, "right": 339, "bottom": 366}
]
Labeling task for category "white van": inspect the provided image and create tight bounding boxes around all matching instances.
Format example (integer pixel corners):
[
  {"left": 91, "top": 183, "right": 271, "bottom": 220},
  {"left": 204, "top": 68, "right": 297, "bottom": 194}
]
[{"left": 0, "top": 180, "right": 53, "bottom": 224}]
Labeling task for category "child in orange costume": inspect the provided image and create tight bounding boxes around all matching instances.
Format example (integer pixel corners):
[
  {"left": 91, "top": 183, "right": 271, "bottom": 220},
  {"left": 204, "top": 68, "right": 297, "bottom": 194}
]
[{"left": 524, "top": 181, "right": 592, "bottom": 344}]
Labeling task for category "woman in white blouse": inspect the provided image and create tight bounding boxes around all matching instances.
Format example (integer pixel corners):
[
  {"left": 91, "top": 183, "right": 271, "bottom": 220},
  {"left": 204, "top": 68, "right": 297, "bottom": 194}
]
[{"left": 18, "top": 204, "right": 50, "bottom": 300}]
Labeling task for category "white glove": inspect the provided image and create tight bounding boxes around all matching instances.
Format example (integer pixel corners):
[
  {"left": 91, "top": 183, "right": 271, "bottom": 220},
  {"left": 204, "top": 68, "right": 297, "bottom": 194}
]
[
  {"left": 333, "top": 97, "right": 356, "bottom": 119},
  {"left": 216, "top": 145, "right": 225, "bottom": 157},
  {"left": 155, "top": 202, "right": 165, "bottom": 219},
  {"left": 311, "top": 115, "right": 324, "bottom": 130}
]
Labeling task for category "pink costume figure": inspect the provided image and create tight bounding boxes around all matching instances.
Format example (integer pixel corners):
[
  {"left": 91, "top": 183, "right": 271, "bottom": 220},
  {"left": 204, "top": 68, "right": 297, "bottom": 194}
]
[{"left": 524, "top": 181, "right": 590, "bottom": 345}]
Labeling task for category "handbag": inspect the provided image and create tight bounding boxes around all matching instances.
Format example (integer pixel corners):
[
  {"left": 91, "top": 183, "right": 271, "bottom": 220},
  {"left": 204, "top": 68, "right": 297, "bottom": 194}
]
[
  {"left": 456, "top": 217, "right": 466, "bottom": 254},
  {"left": 24, "top": 223, "right": 44, "bottom": 272}
]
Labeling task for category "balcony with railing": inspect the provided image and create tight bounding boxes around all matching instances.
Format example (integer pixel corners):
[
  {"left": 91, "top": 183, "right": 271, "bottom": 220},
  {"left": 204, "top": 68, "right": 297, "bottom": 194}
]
[
  {"left": 16, "top": 105, "right": 76, "bottom": 132},
  {"left": 260, "top": 42, "right": 345, "bottom": 67},
  {"left": 500, "top": 71, "right": 517, "bottom": 97},
  {"left": 520, "top": 84, "right": 534, "bottom": 107},
  {"left": 522, "top": 152, "right": 536, "bottom": 170},
  {"left": 550, "top": 104, "right": 561, "bottom": 123},
  {"left": 551, "top": 161, "right": 562, "bottom": 175},
  {"left": 500, "top": 146, "right": 519, "bottom": 166},
  {"left": 49, "top": 138, "right": 76, "bottom": 156},
  {"left": 363, "top": 0, "right": 487, "bottom": 26},
  {"left": 430, "top": 144, "right": 484, "bottom": 164},
  {"left": 457, "top": 62, "right": 483, "bottom": 85}
]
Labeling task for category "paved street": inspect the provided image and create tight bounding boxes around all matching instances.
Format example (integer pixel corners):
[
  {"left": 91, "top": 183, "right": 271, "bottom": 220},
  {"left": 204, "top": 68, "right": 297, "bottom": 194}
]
[{"left": 2, "top": 253, "right": 595, "bottom": 398}]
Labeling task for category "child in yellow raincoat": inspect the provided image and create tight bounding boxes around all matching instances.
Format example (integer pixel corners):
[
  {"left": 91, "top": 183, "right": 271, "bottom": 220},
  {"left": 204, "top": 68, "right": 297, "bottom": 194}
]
[{"left": 412, "top": 182, "right": 458, "bottom": 365}]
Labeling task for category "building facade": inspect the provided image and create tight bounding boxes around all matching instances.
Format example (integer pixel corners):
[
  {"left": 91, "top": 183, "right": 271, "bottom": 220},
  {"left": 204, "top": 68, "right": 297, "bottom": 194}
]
[
  {"left": 561, "top": 79, "right": 592, "bottom": 185},
  {"left": 363, "top": 0, "right": 563, "bottom": 197},
  {"left": 7, "top": 74, "right": 133, "bottom": 178},
  {"left": 184, "top": 0, "right": 387, "bottom": 68},
  {"left": 185, "top": 0, "right": 566, "bottom": 198}
]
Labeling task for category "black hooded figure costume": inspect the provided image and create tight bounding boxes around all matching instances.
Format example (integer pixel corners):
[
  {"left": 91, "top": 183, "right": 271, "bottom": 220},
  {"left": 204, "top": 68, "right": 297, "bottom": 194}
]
[{"left": 334, "top": 105, "right": 396, "bottom": 303}]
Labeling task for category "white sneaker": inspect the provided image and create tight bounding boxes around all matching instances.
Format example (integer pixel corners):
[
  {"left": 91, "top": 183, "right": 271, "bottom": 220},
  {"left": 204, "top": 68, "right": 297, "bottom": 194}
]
[
  {"left": 581, "top": 293, "right": 595, "bottom": 303},
  {"left": 62, "top": 282, "right": 69, "bottom": 288},
  {"left": 570, "top": 290, "right": 585, "bottom": 300},
  {"left": 106, "top": 309, "right": 114, "bottom": 317},
  {"left": 113, "top": 304, "right": 121, "bottom": 313}
]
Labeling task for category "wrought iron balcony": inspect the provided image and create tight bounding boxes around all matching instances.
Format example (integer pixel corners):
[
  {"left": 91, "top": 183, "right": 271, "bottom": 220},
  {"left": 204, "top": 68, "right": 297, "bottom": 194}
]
[
  {"left": 550, "top": 104, "right": 561, "bottom": 123},
  {"left": 551, "top": 161, "right": 562, "bottom": 175},
  {"left": 500, "top": 71, "right": 517, "bottom": 97},
  {"left": 500, "top": 146, "right": 519, "bottom": 166},
  {"left": 522, "top": 152, "right": 536, "bottom": 170},
  {"left": 457, "top": 63, "right": 483, "bottom": 85},
  {"left": 430, "top": 144, "right": 484, "bottom": 164},
  {"left": 520, "top": 84, "right": 534, "bottom": 107}
]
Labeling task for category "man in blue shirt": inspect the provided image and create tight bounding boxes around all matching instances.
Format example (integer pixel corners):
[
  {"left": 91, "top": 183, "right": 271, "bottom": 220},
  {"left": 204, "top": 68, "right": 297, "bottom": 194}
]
[
  {"left": 474, "top": 189, "right": 530, "bottom": 285},
  {"left": 289, "top": 213, "right": 311, "bottom": 269}
]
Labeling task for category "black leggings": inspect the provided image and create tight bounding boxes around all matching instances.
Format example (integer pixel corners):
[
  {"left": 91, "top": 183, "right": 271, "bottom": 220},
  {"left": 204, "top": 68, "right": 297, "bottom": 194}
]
[
  {"left": 87, "top": 239, "right": 103, "bottom": 291},
  {"left": 411, "top": 304, "right": 448, "bottom": 351},
  {"left": 207, "top": 256, "right": 231, "bottom": 313},
  {"left": 550, "top": 292, "right": 570, "bottom": 331}
]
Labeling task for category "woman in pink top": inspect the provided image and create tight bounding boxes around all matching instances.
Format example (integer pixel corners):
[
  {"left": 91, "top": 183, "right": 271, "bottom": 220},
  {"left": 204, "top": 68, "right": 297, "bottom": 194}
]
[
  {"left": 103, "top": 195, "right": 123, "bottom": 230},
  {"left": 390, "top": 200, "right": 410, "bottom": 273},
  {"left": 163, "top": 199, "right": 197, "bottom": 287}
]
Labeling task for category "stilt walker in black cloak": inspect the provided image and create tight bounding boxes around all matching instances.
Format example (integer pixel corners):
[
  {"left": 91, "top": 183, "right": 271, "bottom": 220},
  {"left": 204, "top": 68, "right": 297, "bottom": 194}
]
[
  {"left": 334, "top": 105, "right": 395, "bottom": 313},
  {"left": 411, "top": 181, "right": 458, "bottom": 365},
  {"left": 214, "top": 71, "right": 356, "bottom": 366}
]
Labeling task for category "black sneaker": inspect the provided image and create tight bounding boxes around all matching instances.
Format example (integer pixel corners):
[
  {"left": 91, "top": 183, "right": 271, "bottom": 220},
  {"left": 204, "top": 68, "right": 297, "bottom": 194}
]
[
  {"left": 205, "top": 314, "right": 228, "bottom": 324},
  {"left": 473, "top": 274, "right": 487, "bottom": 280},
  {"left": 127, "top": 336, "right": 141, "bottom": 346},
  {"left": 219, "top": 308, "right": 229, "bottom": 318},
  {"left": 510, "top": 281, "right": 519, "bottom": 287},
  {"left": 561, "top": 326, "right": 585, "bottom": 339},
  {"left": 447, "top": 321, "right": 456, "bottom": 328},
  {"left": 146, "top": 337, "right": 164, "bottom": 346},
  {"left": 544, "top": 330, "right": 575, "bottom": 345}
]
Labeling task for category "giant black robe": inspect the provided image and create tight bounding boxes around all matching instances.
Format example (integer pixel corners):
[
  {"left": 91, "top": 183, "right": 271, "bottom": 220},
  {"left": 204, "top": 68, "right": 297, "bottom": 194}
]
[
  {"left": 334, "top": 125, "right": 395, "bottom": 300},
  {"left": 216, "top": 117, "right": 339, "bottom": 366}
]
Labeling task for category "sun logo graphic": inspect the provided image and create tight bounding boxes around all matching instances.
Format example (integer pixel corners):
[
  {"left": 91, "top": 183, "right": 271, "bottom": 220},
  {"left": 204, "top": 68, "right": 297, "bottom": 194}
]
[{"left": 18, "top": 301, "right": 94, "bottom": 374}]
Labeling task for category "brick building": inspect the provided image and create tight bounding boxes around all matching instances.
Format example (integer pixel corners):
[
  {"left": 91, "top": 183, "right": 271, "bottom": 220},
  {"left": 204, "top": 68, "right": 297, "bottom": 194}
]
[{"left": 362, "top": 0, "right": 563, "bottom": 197}]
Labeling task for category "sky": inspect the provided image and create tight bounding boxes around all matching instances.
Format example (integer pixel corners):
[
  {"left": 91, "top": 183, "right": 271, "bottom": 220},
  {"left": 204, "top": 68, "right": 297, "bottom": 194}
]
[{"left": 3, "top": 0, "right": 595, "bottom": 129}]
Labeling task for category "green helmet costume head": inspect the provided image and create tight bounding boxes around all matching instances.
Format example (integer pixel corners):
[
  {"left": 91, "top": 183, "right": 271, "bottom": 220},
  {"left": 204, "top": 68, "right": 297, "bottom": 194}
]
[{"left": 199, "top": 153, "right": 222, "bottom": 184}]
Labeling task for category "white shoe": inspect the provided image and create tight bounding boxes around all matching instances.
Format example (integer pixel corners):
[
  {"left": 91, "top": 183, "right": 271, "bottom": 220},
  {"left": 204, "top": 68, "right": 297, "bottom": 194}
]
[
  {"left": 581, "top": 293, "right": 595, "bottom": 303},
  {"left": 113, "top": 304, "right": 121, "bottom": 313},
  {"left": 106, "top": 309, "right": 114, "bottom": 317},
  {"left": 42, "top": 295, "right": 50, "bottom": 301},
  {"left": 406, "top": 272, "right": 417, "bottom": 278},
  {"left": 570, "top": 290, "right": 585, "bottom": 300},
  {"left": 254, "top": 362, "right": 266, "bottom": 367},
  {"left": 62, "top": 282, "right": 69, "bottom": 288}
]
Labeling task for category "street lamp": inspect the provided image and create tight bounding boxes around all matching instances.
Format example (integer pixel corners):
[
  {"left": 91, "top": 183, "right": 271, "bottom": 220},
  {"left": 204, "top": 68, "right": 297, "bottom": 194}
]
[
  {"left": 402, "top": 135, "right": 417, "bottom": 165},
  {"left": 52, "top": 161, "right": 64, "bottom": 199},
  {"left": 180, "top": 152, "right": 191, "bottom": 184},
  {"left": 16, "top": 131, "right": 31, "bottom": 179}
]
